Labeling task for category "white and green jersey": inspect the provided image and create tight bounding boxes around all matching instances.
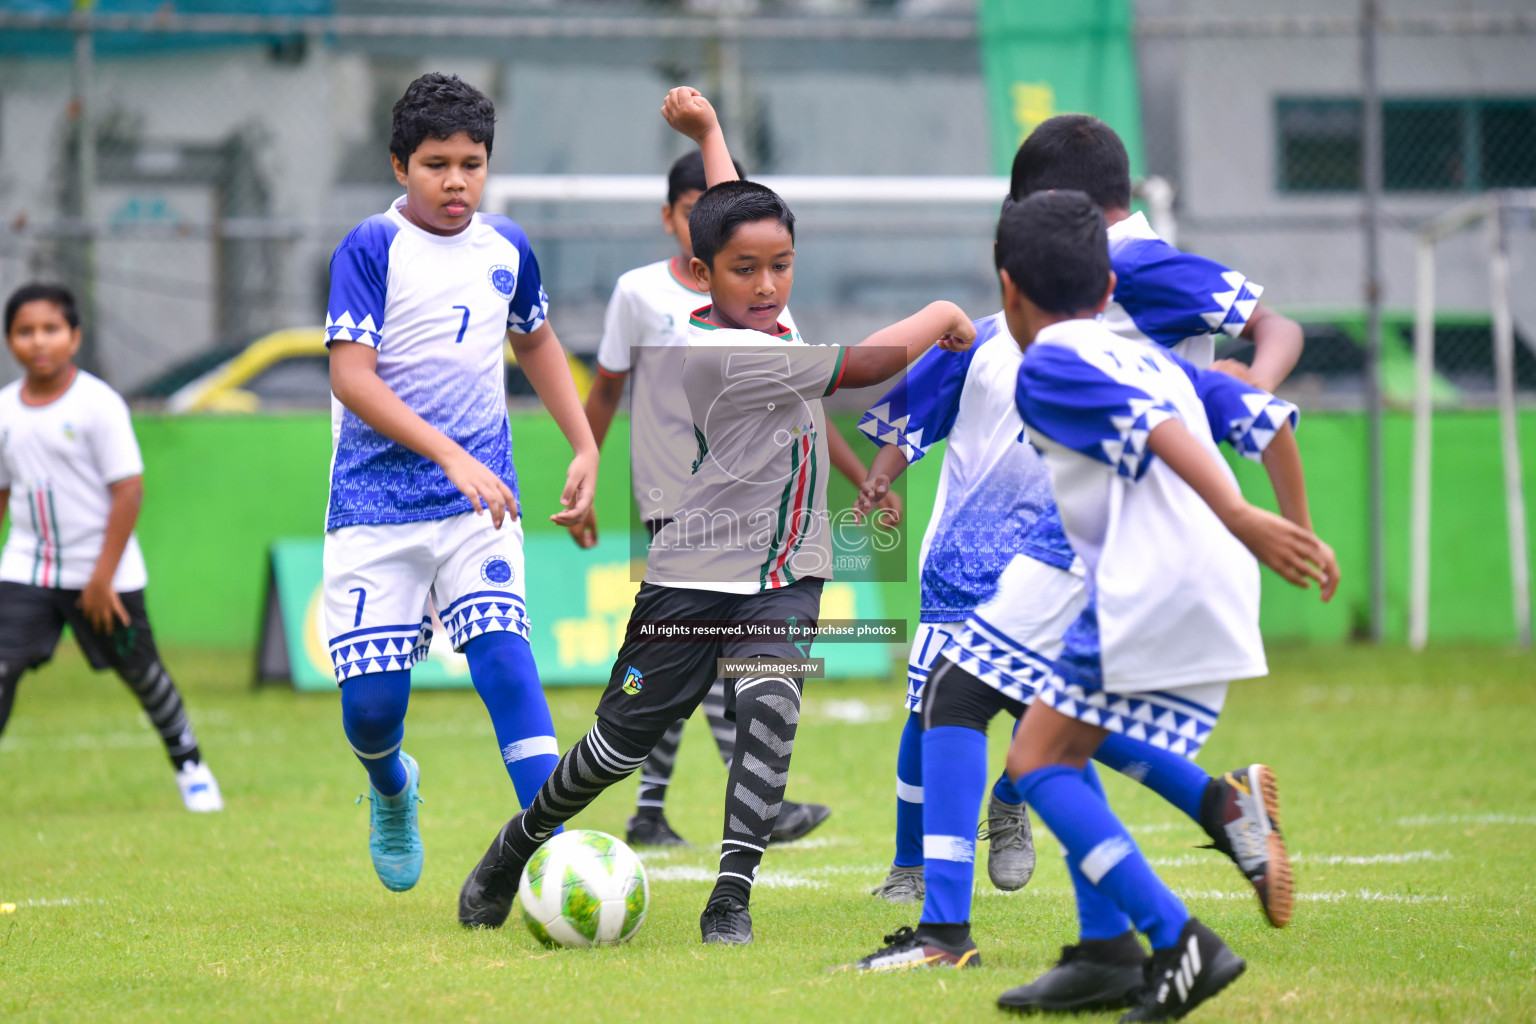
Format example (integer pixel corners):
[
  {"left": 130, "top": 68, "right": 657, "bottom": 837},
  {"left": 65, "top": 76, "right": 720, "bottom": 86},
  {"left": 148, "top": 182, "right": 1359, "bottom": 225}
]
[
  {"left": 645, "top": 307, "right": 848, "bottom": 594},
  {"left": 0, "top": 370, "right": 148, "bottom": 591},
  {"left": 596, "top": 258, "right": 797, "bottom": 521}
]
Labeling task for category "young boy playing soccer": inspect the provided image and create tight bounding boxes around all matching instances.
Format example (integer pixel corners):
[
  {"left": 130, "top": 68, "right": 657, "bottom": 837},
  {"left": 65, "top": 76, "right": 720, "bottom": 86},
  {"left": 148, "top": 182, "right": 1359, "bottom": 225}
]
[
  {"left": 458, "top": 86, "right": 974, "bottom": 944},
  {"left": 993, "top": 190, "right": 1336, "bottom": 1020},
  {"left": 865, "top": 113, "right": 1307, "bottom": 913},
  {"left": 573, "top": 150, "right": 846, "bottom": 850},
  {"left": 324, "top": 73, "right": 597, "bottom": 892},
  {"left": 0, "top": 283, "right": 222, "bottom": 812}
]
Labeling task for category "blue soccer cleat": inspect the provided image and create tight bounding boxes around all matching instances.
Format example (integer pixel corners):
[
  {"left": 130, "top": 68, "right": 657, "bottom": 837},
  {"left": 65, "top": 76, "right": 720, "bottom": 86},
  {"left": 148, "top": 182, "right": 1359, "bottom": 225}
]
[{"left": 367, "top": 751, "right": 423, "bottom": 892}]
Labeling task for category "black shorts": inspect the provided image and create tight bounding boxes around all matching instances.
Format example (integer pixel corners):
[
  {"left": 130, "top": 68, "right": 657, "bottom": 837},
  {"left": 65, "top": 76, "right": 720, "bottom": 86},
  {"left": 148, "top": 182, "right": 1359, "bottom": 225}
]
[
  {"left": 595, "top": 577, "right": 824, "bottom": 736},
  {"left": 0, "top": 581, "right": 160, "bottom": 675}
]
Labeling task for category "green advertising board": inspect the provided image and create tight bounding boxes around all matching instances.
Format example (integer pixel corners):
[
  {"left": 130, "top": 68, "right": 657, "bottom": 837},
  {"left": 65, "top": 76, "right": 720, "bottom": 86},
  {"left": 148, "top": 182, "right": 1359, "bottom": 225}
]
[
  {"left": 978, "top": 0, "right": 1146, "bottom": 176},
  {"left": 257, "top": 534, "right": 892, "bottom": 692}
]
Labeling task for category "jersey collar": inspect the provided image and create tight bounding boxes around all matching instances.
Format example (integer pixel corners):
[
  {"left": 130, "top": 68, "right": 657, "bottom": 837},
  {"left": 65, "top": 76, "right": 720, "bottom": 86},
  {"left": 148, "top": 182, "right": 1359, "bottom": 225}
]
[{"left": 688, "top": 305, "right": 794, "bottom": 339}]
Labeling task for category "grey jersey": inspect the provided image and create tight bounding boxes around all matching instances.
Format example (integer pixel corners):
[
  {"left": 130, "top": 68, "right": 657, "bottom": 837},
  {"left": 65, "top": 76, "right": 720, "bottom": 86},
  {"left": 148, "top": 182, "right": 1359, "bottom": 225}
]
[
  {"left": 596, "top": 259, "right": 798, "bottom": 521},
  {"left": 645, "top": 310, "right": 848, "bottom": 593}
]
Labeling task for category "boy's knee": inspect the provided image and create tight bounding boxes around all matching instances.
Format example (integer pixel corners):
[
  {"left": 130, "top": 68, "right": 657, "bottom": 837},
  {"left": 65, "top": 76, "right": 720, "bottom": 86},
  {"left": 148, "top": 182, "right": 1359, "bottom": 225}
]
[
  {"left": 340, "top": 673, "right": 410, "bottom": 737},
  {"left": 922, "top": 661, "right": 996, "bottom": 734}
]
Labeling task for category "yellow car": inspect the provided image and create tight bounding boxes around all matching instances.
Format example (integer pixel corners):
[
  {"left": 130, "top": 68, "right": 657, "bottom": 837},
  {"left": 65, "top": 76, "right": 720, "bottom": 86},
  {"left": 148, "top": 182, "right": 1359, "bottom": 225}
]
[{"left": 161, "top": 327, "right": 594, "bottom": 413}]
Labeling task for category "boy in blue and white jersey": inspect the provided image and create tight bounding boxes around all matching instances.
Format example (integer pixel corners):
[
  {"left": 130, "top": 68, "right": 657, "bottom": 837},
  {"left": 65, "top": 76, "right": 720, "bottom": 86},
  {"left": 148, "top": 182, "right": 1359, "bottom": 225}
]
[
  {"left": 859, "top": 114, "right": 1307, "bottom": 914},
  {"left": 324, "top": 74, "right": 598, "bottom": 894},
  {"left": 856, "top": 312, "right": 1047, "bottom": 904},
  {"left": 991, "top": 191, "right": 1336, "bottom": 1020}
]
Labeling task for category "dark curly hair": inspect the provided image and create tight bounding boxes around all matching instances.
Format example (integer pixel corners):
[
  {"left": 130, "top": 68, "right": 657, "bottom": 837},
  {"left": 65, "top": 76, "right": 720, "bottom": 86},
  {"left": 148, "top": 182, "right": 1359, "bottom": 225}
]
[
  {"left": 5, "top": 282, "right": 80, "bottom": 336},
  {"left": 389, "top": 73, "right": 496, "bottom": 168}
]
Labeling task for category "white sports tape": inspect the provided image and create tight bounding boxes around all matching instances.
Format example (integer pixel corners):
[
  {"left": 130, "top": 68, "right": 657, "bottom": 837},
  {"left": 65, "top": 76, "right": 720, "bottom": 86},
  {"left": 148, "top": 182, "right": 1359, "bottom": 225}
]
[{"left": 502, "top": 735, "right": 559, "bottom": 764}]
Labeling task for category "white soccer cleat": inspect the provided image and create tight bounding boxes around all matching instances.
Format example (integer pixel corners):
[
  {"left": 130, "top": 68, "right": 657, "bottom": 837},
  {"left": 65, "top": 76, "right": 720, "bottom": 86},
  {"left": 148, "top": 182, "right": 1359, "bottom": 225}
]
[{"left": 176, "top": 761, "right": 224, "bottom": 812}]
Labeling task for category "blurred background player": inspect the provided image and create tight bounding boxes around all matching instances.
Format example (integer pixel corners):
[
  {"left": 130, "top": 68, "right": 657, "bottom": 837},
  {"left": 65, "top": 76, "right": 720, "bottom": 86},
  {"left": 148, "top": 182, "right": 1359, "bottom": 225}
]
[
  {"left": 572, "top": 150, "right": 841, "bottom": 848},
  {"left": 997, "top": 191, "right": 1336, "bottom": 1019},
  {"left": 324, "top": 73, "right": 597, "bottom": 893},
  {"left": 0, "top": 283, "right": 222, "bottom": 813},
  {"left": 458, "top": 87, "right": 972, "bottom": 945}
]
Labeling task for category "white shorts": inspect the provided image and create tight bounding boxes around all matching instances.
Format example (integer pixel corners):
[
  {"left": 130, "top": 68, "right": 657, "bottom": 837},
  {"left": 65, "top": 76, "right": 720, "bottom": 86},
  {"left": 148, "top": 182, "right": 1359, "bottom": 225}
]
[
  {"left": 905, "top": 622, "right": 962, "bottom": 711},
  {"left": 941, "top": 554, "right": 1089, "bottom": 706},
  {"left": 323, "top": 511, "right": 529, "bottom": 684},
  {"left": 947, "top": 553, "right": 1228, "bottom": 759}
]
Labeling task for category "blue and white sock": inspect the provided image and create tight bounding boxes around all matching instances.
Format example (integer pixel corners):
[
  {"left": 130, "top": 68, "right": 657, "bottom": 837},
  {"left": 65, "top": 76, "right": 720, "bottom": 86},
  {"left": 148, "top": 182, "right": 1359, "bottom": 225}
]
[
  {"left": 341, "top": 669, "right": 411, "bottom": 797},
  {"left": 1016, "top": 764, "right": 1190, "bottom": 950},
  {"left": 1094, "top": 732, "right": 1211, "bottom": 822},
  {"left": 1069, "top": 762, "right": 1134, "bottom": 940},
  {"left": 919, "top": 724, "right": 988, "bottom": 925},
  {"left": 894, "top": 710, "right": 924, "bottom": 867},
  {"left": 464, "top": 632, "right": 559, "bottom": 810}
]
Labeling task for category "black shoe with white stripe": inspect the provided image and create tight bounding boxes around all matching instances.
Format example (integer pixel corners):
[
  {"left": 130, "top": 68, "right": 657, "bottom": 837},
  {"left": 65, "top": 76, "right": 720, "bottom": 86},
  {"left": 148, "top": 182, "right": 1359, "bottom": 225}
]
[{"left": 1120, "top": 918, "right": 1245, "bottom": 1022}]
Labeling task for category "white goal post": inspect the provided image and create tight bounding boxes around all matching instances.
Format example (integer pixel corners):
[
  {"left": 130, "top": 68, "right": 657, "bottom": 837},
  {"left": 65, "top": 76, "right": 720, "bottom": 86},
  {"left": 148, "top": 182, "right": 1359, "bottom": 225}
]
[
  {"left": 1409, "top": 190, "right": 1536, "bottom": 650},
  {"left": 483, "top": 174, "right": 1179, "bottom": 243}
]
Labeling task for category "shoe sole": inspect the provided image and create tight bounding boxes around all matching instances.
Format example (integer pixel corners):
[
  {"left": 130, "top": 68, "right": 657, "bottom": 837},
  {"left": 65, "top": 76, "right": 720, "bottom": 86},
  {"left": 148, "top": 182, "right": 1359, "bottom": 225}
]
[
  {"left": 857, "top": 949, "right": 980, "bottom": 973},
  {"left": 998, "top": 986, "right": 1141, "bottom": 1013},
  {"left": 1248, "top": 764, "right": 1292, "bottom": 928}
]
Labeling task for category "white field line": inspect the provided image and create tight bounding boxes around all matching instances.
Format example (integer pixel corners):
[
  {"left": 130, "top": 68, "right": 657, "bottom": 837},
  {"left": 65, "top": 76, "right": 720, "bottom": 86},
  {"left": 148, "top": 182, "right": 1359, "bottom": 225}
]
[
  {"left": 1399, "top": 813, "right": 1536, "bottom": 826},
  {"left": 5, "top": 898, "right": 100, "bottom": 908},
  {"left": 1178, "top": 888, "right": 1453, "bottom": 905},
  {"left": 805, "top": 699, "right": 895, "bottom": 725},
  {"left": 1152, "top": 850, "right": 1452, "bottom": 868}
]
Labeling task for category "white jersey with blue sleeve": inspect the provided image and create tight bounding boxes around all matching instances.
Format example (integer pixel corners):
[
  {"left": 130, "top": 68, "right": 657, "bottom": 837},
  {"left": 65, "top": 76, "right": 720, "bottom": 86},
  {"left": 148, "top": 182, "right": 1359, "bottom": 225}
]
[
  {"left": 1105, "top": 212, "right": 1262, "bottom": 368},
  {"left": 857, "top": 313, "right": 1074, "bottom": 626},
  {"left": 1015, "top": 318, "right": 1298, "bottom": 695},
  {"left": 324, "top": 195, "right": 549, "bottom": 531}
]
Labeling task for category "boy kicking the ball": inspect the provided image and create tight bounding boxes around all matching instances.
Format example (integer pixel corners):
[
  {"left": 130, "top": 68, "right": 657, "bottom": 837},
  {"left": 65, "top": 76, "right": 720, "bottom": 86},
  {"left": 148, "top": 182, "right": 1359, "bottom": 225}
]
[
  {"left": 324, "top": 73, "right": 597, "bottom": 892},
  {"left": 458, "top": 87, "right": 973, "bottom": 944}
]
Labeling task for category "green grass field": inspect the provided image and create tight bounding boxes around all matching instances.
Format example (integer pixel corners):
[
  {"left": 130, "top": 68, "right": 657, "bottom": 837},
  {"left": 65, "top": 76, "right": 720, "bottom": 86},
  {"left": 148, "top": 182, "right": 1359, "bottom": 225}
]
[{"left": 2, "top": 644, "right": 1534, "bottom": 1023}]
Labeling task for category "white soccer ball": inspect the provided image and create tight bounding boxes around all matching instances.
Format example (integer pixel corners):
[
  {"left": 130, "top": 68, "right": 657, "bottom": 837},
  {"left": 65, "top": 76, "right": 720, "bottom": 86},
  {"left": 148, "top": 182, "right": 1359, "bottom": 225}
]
[{"left": 518, "top": 829, "right": 649, "bottom": 948}]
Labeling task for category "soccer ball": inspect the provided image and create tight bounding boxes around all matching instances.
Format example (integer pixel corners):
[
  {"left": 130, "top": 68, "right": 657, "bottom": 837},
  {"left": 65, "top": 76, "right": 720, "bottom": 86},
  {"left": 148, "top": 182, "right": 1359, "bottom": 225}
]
[{"left": 518, "top": 829, "right": 649, "bottom": 948}]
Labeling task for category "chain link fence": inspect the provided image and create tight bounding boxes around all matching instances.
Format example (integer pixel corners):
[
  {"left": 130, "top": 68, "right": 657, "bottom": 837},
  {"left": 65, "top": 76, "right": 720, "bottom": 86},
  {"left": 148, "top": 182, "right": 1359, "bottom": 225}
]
[{"left": 1, "top": 5, "right": 1534, "bottom": 412}]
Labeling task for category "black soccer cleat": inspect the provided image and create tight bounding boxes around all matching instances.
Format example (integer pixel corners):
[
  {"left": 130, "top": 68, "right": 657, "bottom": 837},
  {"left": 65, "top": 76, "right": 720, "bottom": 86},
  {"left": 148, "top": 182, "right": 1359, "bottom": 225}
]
[
  {"left": 1120, "top": 918, "right": 1245, "bottom": 1022},
  {"left": 840, "top": 925, "right": 980, "bottom": 972},
  {"left": 699, "top": 894, "right": 754, "bottom": 945},
  {"left": 626, "top": 812, "right": 692, "bottom": 848},
  {"left": 458, "top": 814, "right": 531, "bottom": 929},
  {"left": 770, "top": 800, "right": 832, "bottom": 844},
  {"left": 1200, "top": 764, "right": 1293, "bottom": 927},
  {"left": 997, "top": 930, "right": 1147, "bottom": 1013}
]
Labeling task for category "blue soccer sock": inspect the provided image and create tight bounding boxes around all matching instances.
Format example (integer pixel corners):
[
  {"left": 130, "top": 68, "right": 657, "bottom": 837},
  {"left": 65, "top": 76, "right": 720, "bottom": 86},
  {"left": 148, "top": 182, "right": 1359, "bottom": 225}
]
[
  {"left": 1068, "top": 762, "right": 1134, "bottom": 940},
  {"left": 919, "top": 725, "right": 989, "bottom": 925},
  {"left": 893, "top": 710, "right": 925, "bottom": 867},
  {"left": 1094, "top": 732, "right": 1211, "bottom": 822},
  {"left": 341, "top": 669, "right": 411, "bottom": 797},
  {"left": 991, "top": 716, "right": 1025, "bottom": 805},
  {"left": 464, "top": 631, "right": 560, "bottom": 811},
  {"left": 1016, "top": 764, "right": 1190, "bottom": 950}
]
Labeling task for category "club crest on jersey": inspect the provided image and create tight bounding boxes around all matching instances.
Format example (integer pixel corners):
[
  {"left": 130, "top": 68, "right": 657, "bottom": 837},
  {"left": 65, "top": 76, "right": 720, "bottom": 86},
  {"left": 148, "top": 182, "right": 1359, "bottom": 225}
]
[
  {"left": 621, "top": 666, "right": 645, "bottom": 695},
  {"left": 487, "top": 264, "right": 516, "bottom": 299},
  {"left": 479, "top": 555, "right": 516, "bottom": 587}
]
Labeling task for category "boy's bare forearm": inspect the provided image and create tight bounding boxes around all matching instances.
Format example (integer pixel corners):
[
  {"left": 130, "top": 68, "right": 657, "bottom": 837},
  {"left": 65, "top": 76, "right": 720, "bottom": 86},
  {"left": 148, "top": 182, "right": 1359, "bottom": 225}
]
[
  {"left": 330, "top": 342, "right": 464, "bottom": 466},
  {"left": 869, "top": 442, "right": 911, "bottom": 487},
  {"left": 696, "top": 127, "right": 739, "bottom": 189},
  {"left": 1260, "top": 423, "right": 1312, "bottom": 531},
  {"left": 840, "top": 301, "right": 969, "bottom": 390},
  {"left": 826, "top": 421, "right": 868, "bottom": 487},
  {"left": 1146, "top": 419, "right": 1249, "bottom": 527},
  {"left": 1242, "top": 305, "right": 1304, "bottom": 392},
  {"left": 92, "top": 476, "right": 143, "bottom": 586},
  {"left": 510, "top": 323, "right": 598, "bottom": 457},
  {"left": 584, "top": 370, "right": 626, "bottom": 451}
]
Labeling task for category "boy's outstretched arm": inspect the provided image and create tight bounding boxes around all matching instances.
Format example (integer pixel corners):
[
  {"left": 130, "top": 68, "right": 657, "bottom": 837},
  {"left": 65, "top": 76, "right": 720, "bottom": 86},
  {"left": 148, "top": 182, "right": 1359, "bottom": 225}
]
[
  {"left": 1237, "top": 304, "right": 1304, "bottom": 393},
  {"left": 662, "top": 88, "right": 738, "bottom": 187},
  {"left": 852, "top": 443, "right": 910, "bottom": 527},
  {"left": 839, "top": 302, "right": 975, "bottom": 390},
  {"left": 828, "top": 422, "right": 903, "bottom": 527},
  {"left": 508, "top": 321, "right": 600, "bottom": 527},
  {"left": 1146, "top": 418, "right": 1338, "bottom": 601},
  {"left": 1258, "top": 421, "right": 1313, "bottom": 532},
  {"left": 331, "top": 340, "right": 518, "bottom": 528}
]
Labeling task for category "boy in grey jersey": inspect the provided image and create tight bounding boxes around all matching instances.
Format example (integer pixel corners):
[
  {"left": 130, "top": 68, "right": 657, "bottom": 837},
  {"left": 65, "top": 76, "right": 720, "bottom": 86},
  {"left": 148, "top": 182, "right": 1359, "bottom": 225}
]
[{"left": 460, "top": 87, "right": 973, "bottom": 945}]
